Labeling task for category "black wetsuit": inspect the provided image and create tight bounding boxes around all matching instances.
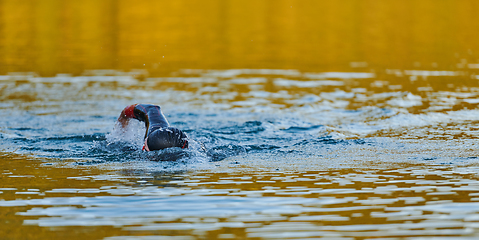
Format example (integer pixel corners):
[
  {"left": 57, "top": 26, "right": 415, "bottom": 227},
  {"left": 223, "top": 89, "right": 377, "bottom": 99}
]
[{"left": 119, "top": 104, "right": 188, "bottom": 151}]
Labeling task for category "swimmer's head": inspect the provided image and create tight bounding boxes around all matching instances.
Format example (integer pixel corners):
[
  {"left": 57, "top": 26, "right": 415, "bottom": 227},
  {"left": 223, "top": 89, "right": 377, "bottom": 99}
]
[{"left": 145, "top": 127, "right": 188, "bottom": 151}]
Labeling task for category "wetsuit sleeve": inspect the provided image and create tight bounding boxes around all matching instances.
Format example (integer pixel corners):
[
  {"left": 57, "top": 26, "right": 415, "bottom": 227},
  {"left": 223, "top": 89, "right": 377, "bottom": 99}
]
[{"left": 131, "top": 104, "right": 151, "bottom": 139}]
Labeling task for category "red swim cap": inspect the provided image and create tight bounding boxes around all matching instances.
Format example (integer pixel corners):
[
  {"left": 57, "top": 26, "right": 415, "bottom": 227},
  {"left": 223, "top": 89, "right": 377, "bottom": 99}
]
[{"left": 123, "top": 104, "right": 137, "bottom": 118}]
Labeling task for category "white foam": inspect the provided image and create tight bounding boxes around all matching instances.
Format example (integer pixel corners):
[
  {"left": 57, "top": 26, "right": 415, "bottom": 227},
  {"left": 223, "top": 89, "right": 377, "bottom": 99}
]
[
  {"left": 274, "top": 79, "right": 344, "bottom": 87},
  {"left": 304, "top": 72, "right": 375, "bottom": 79},
  {"left": 463, "top": 99, "right": 479, "bottom": 104},
  {"left": 468, "top": 63, "right": 479, "bottom": 69},
  {"left": 201, "top": 69, "right": 302, "bottom": 78},
  {"left": 226, "top": 78, "right": 267, "bottom": 84},
  {"left": 386, "top": 93, "right": 423, "bottom": 108},
  {"left": 106, "top": 121, "right": 145, "bottom": 149},
  {"left": 404, "top": 70, "right": 460, "bottom": 77},
  {"left": 146, "top": 77, "right": 217, "bottom": 83}
]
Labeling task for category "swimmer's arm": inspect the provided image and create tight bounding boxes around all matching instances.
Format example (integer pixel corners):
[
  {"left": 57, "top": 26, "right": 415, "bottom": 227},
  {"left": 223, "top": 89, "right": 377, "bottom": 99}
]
[{"left": 117, "top": 104, "right": 138, "bottom": 128}]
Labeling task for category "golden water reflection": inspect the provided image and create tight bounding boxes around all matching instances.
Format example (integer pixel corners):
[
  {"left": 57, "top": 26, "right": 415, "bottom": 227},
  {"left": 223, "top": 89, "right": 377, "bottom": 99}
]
[
  {"left": 2, "top": 153, "right": 479, "bottom": 239},
  {"left": 1, "top": 0, "right": 479, "bottom": 77},
  {"left": 3, "top": 1, "right": 479, "bottom": 239}
]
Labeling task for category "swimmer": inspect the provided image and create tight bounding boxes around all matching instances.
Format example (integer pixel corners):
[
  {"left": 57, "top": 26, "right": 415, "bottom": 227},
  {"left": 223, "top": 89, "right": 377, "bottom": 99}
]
[{"left": 117, "top": 104, "right": 188, "bottom": 151}]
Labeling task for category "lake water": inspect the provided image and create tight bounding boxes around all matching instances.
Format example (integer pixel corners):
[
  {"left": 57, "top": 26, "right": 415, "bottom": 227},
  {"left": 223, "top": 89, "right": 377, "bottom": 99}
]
[{"left": 2, "top": 1, "right": 479, "bottom": 239}]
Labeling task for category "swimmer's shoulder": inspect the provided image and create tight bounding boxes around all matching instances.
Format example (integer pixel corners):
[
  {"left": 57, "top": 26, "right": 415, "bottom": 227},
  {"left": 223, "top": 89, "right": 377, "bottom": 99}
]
[{"left": 135, "top": 104, "right": 161, "bottom": 111}]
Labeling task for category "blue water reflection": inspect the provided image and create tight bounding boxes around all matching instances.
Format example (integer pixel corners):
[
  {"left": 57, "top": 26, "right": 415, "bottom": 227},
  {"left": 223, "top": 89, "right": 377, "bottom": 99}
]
[{"left": 3, "top": 69, "right": 479, "bottom": 239}]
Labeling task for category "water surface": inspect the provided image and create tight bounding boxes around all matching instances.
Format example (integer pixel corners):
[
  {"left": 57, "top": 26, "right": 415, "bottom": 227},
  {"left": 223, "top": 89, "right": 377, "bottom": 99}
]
[
  {"left": 2, "top": 1, "right": 479, "bottom": 239},
  {"left": 2, "top": 68, "right": 479, "bottom": 239}
]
